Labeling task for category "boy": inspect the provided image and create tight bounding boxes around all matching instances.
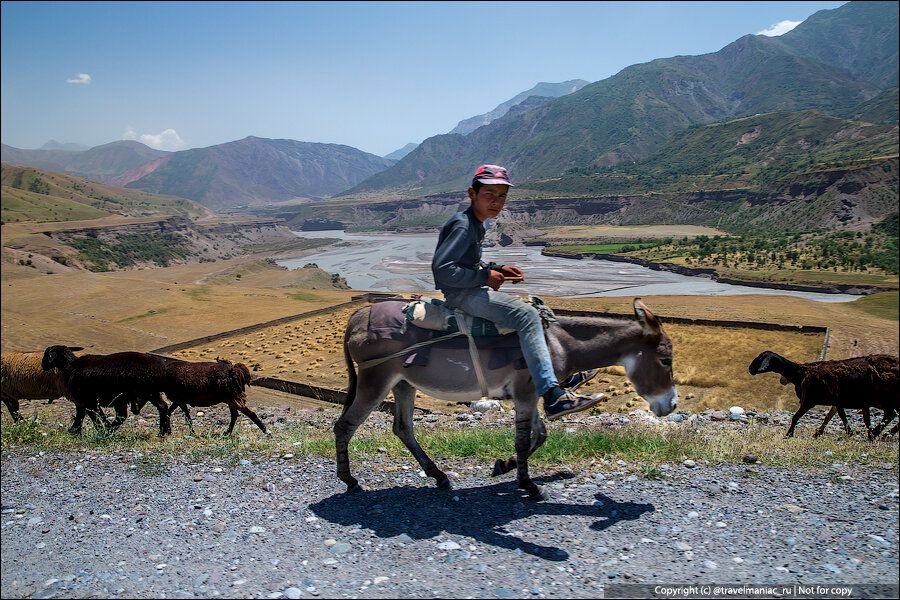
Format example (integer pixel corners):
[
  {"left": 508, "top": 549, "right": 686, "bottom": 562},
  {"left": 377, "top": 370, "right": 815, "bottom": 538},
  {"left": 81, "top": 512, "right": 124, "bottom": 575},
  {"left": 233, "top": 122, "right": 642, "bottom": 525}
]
[{"left": 431, "top": 164, "right": 602, "bottom": 419}]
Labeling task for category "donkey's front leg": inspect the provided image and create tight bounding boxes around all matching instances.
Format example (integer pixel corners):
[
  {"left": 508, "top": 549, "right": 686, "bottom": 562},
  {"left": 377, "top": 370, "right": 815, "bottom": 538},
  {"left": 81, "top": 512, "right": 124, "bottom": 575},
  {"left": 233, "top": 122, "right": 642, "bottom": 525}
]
[
  {"left": 492, "top": 409, "right": 546, "bottom": 477},
  {"left": 514, "top": 410, "right": 547, "bottom": 500},
  {"left": 392, "top": 381, "right": 450, "bottom": 489}
]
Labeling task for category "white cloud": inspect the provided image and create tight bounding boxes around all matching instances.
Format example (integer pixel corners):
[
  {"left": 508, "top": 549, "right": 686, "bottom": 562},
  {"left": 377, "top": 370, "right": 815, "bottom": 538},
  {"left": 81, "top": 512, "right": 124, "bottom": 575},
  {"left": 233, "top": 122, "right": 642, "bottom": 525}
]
[
  {"left": 757, "top": 20, "right": 802, "bottom": 37},
  {"left": 66, "top": 73, "right": 92, "bottom": 84},
  {"left": 121, "top": 127, "right": 187, "bottom": 151}
]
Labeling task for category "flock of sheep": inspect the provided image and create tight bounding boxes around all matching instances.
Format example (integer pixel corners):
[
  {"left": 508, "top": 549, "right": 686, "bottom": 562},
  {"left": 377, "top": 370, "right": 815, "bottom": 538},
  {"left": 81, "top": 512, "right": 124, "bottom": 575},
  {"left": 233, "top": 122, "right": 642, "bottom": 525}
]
[
  {"left": 1, "top": 347, "right": 265, "bottom": 436},
  {"left": 0, "top": 345, "right": 898, "bottom": 440}
]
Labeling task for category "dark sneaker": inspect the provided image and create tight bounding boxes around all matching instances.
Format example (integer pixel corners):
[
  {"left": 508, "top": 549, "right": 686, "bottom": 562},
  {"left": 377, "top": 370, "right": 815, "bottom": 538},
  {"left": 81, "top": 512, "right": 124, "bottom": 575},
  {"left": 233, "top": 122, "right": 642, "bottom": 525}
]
[
  {"left": 560, "top": 368, "right": 602, "bottom": 392},
  {"left": 543, "top": 388, "right": 606, "bottom": 420}
]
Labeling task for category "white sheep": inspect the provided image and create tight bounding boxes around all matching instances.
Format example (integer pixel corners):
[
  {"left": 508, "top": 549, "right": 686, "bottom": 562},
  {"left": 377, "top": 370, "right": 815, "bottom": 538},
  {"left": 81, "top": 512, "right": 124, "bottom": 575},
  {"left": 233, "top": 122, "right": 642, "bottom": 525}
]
[{"left": 1, "top": 348, "right": 81, "bottom": 422}]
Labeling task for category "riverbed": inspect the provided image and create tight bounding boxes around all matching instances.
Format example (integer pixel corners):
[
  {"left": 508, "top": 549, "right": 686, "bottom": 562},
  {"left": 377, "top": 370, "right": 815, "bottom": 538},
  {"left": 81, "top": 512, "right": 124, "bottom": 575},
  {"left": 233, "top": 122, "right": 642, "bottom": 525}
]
[{"left": 278, "top": 230, "right": 858, "bottom": 303}]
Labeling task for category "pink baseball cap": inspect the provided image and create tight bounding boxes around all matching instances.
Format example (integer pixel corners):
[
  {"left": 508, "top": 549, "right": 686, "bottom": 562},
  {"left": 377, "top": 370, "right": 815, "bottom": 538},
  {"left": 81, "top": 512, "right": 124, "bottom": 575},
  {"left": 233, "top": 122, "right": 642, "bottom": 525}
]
[{"left": 472, "top": 164, "right": 514, "bottom": 187}]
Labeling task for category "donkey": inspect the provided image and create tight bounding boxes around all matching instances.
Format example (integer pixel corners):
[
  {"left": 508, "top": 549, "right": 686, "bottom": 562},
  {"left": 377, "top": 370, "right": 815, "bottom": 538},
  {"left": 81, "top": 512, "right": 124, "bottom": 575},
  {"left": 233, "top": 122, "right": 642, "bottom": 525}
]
[{"left": 335, "top": 298, "right": 677, "bottom": 500}]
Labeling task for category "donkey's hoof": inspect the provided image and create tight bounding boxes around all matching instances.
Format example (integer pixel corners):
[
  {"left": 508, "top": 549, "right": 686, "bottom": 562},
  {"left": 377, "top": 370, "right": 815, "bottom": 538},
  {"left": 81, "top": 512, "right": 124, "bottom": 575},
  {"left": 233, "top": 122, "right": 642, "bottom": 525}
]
[
  {"left": 491, "top": 459, "right": 509, "bottom": 477},
  {"left": 345, "top": 482, "right": 365, "bottom": 495},
  {"left": 520, "top": 483, "right": 549, "bottom": 501},
  {"left": 436, "top": 476, "right": 453, "bottom": 490}
]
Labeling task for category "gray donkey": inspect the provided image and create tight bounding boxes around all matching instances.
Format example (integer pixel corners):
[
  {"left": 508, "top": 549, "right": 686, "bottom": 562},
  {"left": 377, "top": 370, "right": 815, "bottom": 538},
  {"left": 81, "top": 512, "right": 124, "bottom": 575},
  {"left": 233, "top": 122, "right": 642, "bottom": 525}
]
[{"left": 335, "top": 298, "right": 678, "bottom": 500}]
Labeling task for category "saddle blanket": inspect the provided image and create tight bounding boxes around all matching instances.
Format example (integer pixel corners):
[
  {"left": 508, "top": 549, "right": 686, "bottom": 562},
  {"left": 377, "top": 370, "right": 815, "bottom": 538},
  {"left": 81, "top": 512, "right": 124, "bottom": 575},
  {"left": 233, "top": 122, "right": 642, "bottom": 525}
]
[{"left": 366, "top": 300, "right": 527, "bottom": 370}]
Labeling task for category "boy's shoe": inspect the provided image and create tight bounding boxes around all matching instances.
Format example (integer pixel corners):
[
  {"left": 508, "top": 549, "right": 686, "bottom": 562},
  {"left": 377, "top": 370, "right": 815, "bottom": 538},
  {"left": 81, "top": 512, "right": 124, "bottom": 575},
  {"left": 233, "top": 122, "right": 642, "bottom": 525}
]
[
  {"left": 543, "top": 388, "right": 605, "bottom": 421},
  {"left": 560, "top": 368, "right": 601, "bottom": 392}
]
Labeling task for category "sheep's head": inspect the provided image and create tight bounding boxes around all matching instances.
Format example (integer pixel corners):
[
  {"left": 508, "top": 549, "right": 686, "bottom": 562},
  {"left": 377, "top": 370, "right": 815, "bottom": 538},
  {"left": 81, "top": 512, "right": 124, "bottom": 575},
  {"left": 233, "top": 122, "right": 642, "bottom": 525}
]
[
  {"left": 749, "top": 351, "right": 782, "bottom": 375},
  {"left": 42, "top": 345, "right": 76, "bottom": 371},
  {"left": 233, "top": 363, "right": 252, "bottom": 387}
]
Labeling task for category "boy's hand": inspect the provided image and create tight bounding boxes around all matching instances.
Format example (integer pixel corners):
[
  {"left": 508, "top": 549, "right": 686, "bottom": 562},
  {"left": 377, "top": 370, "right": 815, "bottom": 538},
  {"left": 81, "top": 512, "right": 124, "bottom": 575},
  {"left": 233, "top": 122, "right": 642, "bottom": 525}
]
[
  {"left": 487, "top": 270, "right": 505, "bottom": 290},
  {"left": 500, "top": 265, "right": 524, "bottom": 283}
]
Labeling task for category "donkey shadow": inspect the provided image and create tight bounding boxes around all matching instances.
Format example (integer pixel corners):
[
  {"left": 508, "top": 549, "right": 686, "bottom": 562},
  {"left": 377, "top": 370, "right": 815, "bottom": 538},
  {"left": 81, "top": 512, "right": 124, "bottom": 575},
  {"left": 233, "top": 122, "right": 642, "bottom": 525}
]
[{"left": 309, "top": 472, "right": 654, "bottom": 561}]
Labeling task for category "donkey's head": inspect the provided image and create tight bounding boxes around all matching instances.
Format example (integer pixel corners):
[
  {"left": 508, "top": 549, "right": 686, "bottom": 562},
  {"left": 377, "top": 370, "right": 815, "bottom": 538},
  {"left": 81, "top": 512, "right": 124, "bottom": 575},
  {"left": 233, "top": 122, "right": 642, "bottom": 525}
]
[{"left": 621, "top": 299, "right": 677, "bottom": 417}]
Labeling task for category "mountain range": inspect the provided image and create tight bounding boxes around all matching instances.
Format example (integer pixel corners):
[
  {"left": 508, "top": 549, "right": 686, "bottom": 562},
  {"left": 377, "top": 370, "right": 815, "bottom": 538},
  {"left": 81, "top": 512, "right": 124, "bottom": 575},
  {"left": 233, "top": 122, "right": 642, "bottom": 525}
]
[
  {"left": 449, "top": 79, "right": 590, "bottom": 136},
  {"left": 345, "top": 1, "right": 898, "bottom": 196},
  {"left": 1, "top": 1, "right": 897, "bottom": 218}
]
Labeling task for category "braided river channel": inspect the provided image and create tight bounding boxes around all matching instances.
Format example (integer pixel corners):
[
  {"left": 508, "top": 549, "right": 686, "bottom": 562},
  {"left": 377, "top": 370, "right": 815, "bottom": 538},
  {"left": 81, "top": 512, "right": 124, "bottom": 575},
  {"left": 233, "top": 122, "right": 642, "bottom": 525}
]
[{"left": 278, "top": 230, "right": 858, "bottom": 303}]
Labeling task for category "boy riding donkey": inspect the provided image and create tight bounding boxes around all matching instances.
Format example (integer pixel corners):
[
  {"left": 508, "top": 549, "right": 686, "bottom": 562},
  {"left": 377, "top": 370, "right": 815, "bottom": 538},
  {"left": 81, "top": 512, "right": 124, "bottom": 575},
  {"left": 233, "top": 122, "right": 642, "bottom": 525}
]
[{"left": 431, "top": 164, "right": 603, "bottom": 419}]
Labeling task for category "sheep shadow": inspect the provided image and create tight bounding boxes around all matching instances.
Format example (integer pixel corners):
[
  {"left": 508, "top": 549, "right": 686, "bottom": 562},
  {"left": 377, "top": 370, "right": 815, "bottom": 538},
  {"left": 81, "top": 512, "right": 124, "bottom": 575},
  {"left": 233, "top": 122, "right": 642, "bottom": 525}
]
[{"left": 308, "top": 472, "right": 654, "bottom": 561}]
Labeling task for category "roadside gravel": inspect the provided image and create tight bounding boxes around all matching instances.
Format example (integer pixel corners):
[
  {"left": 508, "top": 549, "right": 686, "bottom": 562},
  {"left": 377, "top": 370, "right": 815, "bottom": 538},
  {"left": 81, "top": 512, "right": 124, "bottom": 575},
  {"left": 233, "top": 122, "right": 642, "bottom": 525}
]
[{"left": 2, "top": 426, "right": 898, "bottom": 599}]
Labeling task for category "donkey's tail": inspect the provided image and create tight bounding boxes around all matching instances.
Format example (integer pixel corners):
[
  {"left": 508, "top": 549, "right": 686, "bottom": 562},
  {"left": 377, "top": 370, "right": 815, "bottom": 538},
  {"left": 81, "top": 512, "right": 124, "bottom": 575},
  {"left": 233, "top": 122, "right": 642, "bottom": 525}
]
[{"left": 341, "top": 323, "right": 357, "bottom": 418}]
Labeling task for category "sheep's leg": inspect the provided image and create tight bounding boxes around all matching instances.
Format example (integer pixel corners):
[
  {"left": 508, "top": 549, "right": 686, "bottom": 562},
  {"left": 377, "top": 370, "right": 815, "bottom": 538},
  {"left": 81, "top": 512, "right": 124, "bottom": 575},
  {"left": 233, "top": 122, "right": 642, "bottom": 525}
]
[
  {"left": 109, "top": 402, "right": 128, "bottom": 431},
  {"left": 814, "top": 406, "right": 837, "bottom": 438},
  {"left": 69, "top": 403, "right": 87, "bottom": 434},
  {"left": 837, "top": 407, "right": 851, "bottom": 435},
  {"left": 2, "top": 397, "right": 23, "bottom": 422},
  {"left": 223, "top": 406, "right": 239, "bottom": 435},
  {"left": 862, "top": 406, "right": 874, "bottom": 439},
  {"left": 144, "top": 394, "right": 170, "bottom": 436},
  {"left": 785, "top": 403, "right": 814, "bottom": 438},
  {"left": 870, "top": 408, "right": 897, "bottom": 439},
  {"left": 237, "top": 404, "right": 268, "bottom": 434},
  {"left": 391, "top": 381, "right": 448, "bottom": 489},
  {"left": 166, "top": 400, "right": 194, "bottom": 433}
]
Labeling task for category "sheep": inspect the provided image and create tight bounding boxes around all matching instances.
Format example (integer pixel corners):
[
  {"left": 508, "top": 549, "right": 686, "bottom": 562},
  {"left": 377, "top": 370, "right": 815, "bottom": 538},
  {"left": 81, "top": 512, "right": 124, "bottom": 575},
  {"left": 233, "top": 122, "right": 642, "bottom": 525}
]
[
  {"left": 1, "top": 349, "right": 84, "bottom": 422},
  {"left": 41, "top": 345, "right": 172, "bottom": 436},
  {"left": 132, "top": 356, "right": 266, "bottom": 436},
  {"left": 749, "top": 351, "right": 899, "bottom": 438}
]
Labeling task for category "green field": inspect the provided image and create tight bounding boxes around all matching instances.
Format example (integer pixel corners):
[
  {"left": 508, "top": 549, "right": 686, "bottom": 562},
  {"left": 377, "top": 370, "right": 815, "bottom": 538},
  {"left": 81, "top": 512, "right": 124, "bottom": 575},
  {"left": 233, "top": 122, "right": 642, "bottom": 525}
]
[{"left": 847, "top": 291, "right": 900, "bottom": 321}]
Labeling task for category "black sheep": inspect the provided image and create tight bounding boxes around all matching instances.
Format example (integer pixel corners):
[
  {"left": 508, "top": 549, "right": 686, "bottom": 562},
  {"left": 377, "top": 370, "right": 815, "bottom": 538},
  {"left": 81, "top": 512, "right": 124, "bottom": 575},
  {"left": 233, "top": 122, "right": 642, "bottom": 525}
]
[{"left": 41, "top": 346, "right": 171, "bottom": 436}]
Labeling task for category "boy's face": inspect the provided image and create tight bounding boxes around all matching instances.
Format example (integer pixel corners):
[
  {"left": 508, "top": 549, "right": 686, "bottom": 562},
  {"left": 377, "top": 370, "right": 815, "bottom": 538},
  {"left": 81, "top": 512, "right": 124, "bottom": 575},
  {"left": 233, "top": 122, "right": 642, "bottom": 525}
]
[{"left": 468, "top": 184, "right": 509, "bottom": 222}]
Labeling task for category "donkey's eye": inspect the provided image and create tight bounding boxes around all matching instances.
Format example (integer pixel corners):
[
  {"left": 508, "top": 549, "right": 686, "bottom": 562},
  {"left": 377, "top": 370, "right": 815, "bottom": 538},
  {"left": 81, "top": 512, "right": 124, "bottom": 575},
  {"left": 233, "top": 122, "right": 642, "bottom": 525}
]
[{"left": 660, "top": 358, "right": 672, "bottom": 367}]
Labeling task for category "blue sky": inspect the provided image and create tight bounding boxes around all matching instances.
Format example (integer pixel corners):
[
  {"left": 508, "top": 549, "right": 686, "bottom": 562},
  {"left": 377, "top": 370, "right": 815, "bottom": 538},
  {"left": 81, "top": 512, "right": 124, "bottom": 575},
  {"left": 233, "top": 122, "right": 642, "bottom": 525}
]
[{"left": 1, "top": 1, "right": 847, "bottom": 157}]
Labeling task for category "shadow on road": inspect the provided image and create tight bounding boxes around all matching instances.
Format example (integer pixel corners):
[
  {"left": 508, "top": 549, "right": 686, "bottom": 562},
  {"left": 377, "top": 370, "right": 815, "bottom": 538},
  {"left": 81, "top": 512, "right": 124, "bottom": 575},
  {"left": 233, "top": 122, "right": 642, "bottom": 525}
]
[{"left": 309, "top": 471, "right": 655, "bottom": 561}]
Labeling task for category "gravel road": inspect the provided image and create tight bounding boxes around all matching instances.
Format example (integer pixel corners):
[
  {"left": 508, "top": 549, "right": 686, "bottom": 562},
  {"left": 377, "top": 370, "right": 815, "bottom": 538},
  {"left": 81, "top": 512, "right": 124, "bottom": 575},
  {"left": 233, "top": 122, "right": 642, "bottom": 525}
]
[{"left": 2, "top": 420, "right": 898, "bottom": 600}]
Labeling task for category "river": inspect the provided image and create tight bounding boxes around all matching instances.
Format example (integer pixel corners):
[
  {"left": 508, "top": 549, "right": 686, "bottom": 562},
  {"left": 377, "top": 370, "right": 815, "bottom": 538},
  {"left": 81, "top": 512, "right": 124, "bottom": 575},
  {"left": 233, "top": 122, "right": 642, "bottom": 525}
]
[{"left": 278, "top": 230, "right": 858, "bottom": 303}]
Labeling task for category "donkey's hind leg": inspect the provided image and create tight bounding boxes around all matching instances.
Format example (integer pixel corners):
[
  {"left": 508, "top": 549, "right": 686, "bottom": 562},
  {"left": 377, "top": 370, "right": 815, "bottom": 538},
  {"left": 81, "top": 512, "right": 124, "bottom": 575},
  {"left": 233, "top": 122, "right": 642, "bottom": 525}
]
[
  {"left": 391, "top": 381, "right": 450, "bottom": 490},
  {"left": 492, "top": 410, "right": 547, "bottom": 477},
  {"left": 334, "top": 370, "right": 393, "bottom": 494}
]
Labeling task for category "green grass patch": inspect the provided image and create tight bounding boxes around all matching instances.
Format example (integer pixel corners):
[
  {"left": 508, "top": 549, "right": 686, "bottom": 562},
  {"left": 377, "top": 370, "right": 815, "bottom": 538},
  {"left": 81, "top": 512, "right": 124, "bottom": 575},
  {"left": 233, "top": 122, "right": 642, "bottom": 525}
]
[
  {"left": 288, "top": 290, "right": 322, "bottom": 302},
  {"left": 847, "top": 291, "right": 899, "bottom": 321},
  {"left": 66, "top": 232, "right": 192, "bottom": 271},
  {"left": 550, "top": 242, "right": 660, "bottom": 254},
  {"left": 3, "top": 418, "right": 897, "bottom": 470}
]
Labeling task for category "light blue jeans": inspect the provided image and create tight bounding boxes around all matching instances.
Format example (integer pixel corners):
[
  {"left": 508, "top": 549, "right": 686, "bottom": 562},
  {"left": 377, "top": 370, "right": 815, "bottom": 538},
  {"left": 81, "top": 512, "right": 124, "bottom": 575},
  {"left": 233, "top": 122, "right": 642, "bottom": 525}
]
[{"left": 443, "top": 286, "right": 558, "bottom": 396}]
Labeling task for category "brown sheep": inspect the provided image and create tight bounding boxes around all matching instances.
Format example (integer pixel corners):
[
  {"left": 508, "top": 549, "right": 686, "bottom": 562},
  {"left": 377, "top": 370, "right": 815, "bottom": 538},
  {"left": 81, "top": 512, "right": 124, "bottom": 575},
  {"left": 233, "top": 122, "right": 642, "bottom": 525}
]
[
  {"left": 134, "top": 356, "right": 266, "bottom": 436},
  {"left": 1, "top": 349, "right": 82, "bottom": 422},
  {"left": 749, "top": 351, "right": 899, "bottom": 438}
]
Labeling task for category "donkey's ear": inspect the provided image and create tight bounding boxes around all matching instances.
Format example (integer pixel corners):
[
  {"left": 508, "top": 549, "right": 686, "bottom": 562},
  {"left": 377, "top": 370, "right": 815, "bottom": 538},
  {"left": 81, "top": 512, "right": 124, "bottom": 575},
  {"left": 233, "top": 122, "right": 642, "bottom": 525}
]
[
  {"left": 68, "top": 346, "right": 85, "bottom": 352},
  {"left": 634, "top": 298, "right": 661, "bottom": 337}
]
